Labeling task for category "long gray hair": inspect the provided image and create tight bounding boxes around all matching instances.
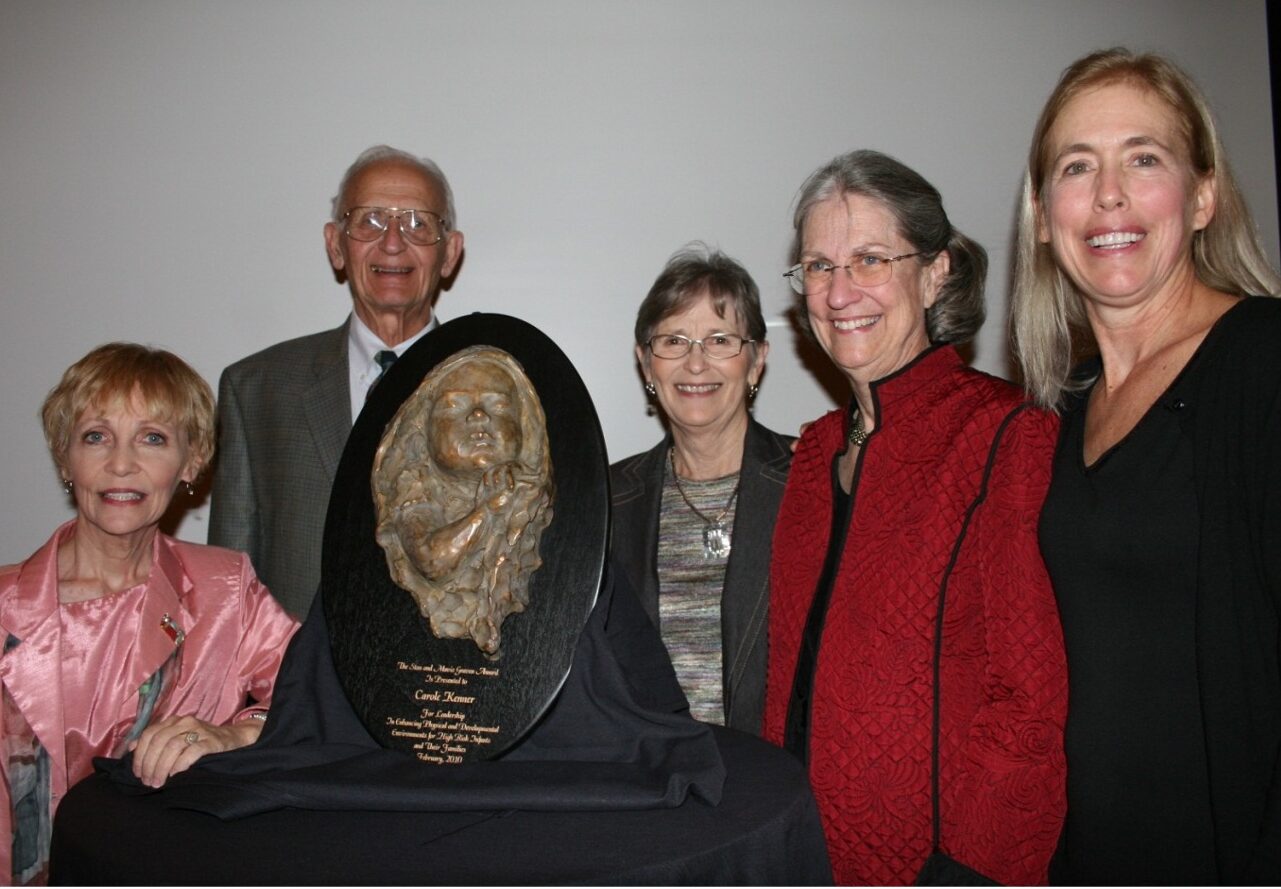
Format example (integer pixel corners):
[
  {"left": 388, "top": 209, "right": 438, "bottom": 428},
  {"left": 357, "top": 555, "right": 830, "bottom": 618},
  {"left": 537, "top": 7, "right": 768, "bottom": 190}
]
[{"left": 792, "top": 149, "right": 987, "bottom": 346}]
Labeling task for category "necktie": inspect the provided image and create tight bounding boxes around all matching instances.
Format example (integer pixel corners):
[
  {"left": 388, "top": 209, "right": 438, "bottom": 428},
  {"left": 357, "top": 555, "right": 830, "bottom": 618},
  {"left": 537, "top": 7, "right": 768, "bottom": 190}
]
[{"left": 367, "top": 350, "right": 398, "bottom": 400}]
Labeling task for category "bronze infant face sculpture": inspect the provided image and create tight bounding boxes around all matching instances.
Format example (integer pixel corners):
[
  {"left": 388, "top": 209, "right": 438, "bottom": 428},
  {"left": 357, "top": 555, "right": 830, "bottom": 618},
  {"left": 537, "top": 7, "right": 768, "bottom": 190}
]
[
  {"left": 372, "top": 347, "right": 554, "bottom": 656},
  {"left": 427, "top": 362, "right": 523, "bottom": 476}
]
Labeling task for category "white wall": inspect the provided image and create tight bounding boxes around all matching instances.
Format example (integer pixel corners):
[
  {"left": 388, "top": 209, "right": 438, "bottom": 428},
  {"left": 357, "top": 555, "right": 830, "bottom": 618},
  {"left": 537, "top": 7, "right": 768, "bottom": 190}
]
[{"left": 2, "top": 0, "right": 1275, "bottom": 563}]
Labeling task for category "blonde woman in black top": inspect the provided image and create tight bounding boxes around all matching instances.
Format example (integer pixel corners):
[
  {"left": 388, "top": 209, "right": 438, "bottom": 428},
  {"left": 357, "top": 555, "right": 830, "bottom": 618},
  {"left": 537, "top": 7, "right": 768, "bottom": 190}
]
[{"left": 1012, "top": 48, "right": 1281, "bottom": 884}]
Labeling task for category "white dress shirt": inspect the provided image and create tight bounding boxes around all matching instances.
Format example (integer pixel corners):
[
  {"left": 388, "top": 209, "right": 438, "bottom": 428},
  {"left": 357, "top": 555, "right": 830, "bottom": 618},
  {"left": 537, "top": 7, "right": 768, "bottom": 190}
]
[{"left": 346, "top": 314, "right": 436, "bottom": 423}]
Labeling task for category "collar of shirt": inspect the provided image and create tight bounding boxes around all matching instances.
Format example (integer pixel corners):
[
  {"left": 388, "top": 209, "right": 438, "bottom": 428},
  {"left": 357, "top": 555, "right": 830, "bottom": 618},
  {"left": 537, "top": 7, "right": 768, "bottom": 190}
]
[{"left": 346, "top": 313, "right": 437, "bottom": 423}]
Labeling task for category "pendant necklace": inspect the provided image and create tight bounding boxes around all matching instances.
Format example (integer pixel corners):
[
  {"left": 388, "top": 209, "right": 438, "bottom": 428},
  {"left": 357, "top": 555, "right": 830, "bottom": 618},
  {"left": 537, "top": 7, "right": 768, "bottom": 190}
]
[
  {"left": 669, "top": 447, "right": 740, "bottom": 559},
  {"left": 847, "top": 405, "right": 869, "bottom": 448}
]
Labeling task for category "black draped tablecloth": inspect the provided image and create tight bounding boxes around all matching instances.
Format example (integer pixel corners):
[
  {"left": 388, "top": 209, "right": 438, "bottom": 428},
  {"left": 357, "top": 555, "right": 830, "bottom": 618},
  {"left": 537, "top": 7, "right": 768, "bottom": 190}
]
[
  {"left": 51, "top": 726, "right": 831, "bottom": 885},
  {"left": 51, "top": 315, "right": 831, "bottom": 884}
]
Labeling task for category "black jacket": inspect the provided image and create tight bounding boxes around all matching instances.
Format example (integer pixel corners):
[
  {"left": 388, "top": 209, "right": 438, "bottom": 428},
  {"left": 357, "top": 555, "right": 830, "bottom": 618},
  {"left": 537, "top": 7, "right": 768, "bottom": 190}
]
[
  {"left": 1058, "top": 297, "right": 1281, "bottom": 883},
  {"left": 609, "top": 418, "right": 793, "bottom": 733},
  {"left": 1169, "top": 297, "right": 1281, "bottom": 883}
]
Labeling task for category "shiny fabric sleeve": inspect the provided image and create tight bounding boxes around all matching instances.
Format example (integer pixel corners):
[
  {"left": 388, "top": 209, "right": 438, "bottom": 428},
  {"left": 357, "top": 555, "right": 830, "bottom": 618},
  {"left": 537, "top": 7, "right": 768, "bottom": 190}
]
[
  {"left": 226, "top": 559, "right": 299, "bottom": 723},
  {"left": 165, "top": 543, "right": 300, "bottom": 727},
  {"left": 942, "top": 406, "right": 1067, "bottom": 885}
]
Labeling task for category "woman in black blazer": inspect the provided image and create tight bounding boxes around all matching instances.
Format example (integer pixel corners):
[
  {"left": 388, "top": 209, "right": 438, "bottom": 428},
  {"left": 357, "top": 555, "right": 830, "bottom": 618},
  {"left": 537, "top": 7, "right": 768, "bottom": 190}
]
[{"left": 610, "top": 243, "right": 792, "bottom": 733}]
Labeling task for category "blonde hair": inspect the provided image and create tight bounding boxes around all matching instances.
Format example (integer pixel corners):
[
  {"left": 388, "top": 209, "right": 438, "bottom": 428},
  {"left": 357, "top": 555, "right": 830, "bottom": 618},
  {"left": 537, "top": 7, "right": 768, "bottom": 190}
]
[
  {"left": 1011, "top": 48, "right": 1281, "bottom": 408},
  {"left": 41, "top": 342, "right": 216, "bottom": 475}
]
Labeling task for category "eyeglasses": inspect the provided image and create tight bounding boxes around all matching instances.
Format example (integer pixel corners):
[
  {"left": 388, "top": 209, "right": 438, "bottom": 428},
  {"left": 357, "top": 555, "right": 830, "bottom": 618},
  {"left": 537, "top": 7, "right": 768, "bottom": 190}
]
[
  {"left": 784, "top": 252, "right": 923, "bottom": 294},
  {"left": 646, "top": 333, "right": 754, "bottom": 360},
  {"left": 341, "top": 206, "right": 449, "bottom": 246}
]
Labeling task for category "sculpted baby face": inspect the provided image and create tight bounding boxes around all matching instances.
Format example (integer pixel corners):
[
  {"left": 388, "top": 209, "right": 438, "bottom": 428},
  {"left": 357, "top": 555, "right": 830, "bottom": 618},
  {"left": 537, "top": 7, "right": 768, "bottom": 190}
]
[{"left": 428, "top": 362, "right": 523, "bottom": 476}]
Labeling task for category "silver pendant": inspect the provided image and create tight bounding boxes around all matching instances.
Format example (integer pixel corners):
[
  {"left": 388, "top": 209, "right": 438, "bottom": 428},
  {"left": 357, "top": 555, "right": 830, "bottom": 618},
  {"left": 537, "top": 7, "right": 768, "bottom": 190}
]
[{"left": 703, "top": 523, "right": 732, "bottom": 559}]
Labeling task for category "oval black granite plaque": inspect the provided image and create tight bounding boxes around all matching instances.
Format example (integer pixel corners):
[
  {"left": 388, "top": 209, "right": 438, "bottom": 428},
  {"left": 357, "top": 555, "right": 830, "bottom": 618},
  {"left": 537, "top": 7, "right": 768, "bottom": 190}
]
[{"left": 322, "top": 314, "right": 607, "bottom": 763}]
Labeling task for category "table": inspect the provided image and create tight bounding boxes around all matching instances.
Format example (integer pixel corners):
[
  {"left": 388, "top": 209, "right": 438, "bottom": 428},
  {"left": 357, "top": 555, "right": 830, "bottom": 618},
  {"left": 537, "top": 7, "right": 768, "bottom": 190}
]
[{"left": 50, "top": 727, "right": 832, "bottom": 885}]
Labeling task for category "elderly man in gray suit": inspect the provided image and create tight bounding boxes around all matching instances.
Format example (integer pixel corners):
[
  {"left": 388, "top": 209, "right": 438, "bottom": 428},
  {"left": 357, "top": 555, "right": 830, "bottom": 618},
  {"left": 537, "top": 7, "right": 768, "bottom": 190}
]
[{"left": 209, "top": 146, "right": 464, "bottom": 616}]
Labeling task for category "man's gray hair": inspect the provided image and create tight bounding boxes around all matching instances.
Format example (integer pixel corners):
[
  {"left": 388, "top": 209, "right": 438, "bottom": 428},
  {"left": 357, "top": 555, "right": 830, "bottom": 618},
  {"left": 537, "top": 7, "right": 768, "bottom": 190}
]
[{"left": 331, "top": 145, "right": 457, "bottom": 229}]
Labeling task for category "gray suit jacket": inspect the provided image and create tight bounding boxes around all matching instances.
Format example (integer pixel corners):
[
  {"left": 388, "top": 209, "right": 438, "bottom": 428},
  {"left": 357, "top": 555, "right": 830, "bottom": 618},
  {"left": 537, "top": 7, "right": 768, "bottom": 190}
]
[
  {"left": 608, "top": 418, "right": 793, "bottom": 733},
  {"left": 208, "top": 323, "right": 351, "bottom": 617}
]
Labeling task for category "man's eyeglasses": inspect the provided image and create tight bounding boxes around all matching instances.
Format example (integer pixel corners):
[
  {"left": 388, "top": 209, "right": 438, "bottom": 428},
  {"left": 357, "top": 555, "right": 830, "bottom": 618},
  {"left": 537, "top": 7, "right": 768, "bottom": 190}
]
[
  {"left": 646, "top": 333, "right": 754, "bottom": 360},
  {"left": 341, "top": 206, "right": 449, "bottom": 246},
  {"left": 784, "top": 252, "right": 923, "bottom": 294}
]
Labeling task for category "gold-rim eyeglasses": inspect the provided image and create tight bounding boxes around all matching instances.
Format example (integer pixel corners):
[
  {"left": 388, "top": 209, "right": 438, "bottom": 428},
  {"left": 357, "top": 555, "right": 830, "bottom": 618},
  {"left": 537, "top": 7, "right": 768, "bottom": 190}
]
[
  {"left": 341, "top": 206, "right": 450, "bottom": 246},
  {"left": 646, "top": 333, "right": 755, "bottom": 360},
  {"left": 784, "top": 252, "right": 923, "bottom": 294}
]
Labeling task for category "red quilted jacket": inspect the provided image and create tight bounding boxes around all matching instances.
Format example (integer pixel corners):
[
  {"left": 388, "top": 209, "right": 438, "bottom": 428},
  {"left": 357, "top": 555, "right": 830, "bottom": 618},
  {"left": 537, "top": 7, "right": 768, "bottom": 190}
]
[{"left": 763, "top": 347, "right": 1067, "bottom": 885}]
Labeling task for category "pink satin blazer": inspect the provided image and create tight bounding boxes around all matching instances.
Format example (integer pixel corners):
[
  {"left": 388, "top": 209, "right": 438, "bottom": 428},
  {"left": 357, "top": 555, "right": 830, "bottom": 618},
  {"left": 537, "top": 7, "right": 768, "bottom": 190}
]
[{"left": 0, "top": 522, "right": 299, "bottom": 884}]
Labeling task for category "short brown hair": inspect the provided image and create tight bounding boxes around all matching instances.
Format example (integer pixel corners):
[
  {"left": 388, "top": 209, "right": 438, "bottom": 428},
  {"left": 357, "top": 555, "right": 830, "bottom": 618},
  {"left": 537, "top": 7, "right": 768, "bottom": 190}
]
[
  {"left": 634, "top": 242, "right": 767, "bottom": 347},
  {"left": 41, "top": 342, "right": 216, "bottom": 475}
]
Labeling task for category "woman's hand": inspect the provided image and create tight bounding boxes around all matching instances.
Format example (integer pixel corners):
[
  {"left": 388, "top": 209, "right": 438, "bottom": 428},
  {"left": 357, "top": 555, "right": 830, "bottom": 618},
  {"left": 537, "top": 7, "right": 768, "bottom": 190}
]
[
  {"left": 129, "top": 713, "right": 263, "bottom": 788},
  {"left": 790, "top": 421, "right": 813, "bottom": 452}
]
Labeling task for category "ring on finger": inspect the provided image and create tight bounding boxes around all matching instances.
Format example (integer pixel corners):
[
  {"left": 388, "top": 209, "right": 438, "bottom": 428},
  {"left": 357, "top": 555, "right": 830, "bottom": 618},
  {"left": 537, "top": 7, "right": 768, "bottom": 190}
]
[{"left": 183, "top": 731, "right": 200, "bottom": 745}]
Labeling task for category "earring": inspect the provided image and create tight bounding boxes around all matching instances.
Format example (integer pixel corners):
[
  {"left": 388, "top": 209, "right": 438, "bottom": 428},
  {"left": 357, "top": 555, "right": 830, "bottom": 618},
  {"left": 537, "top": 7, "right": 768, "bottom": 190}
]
[
  {"left": 62, "top": 478, "right": 73, "bottom": 494},
  {"left": 644, "top": 381, "right": 657, "bottom": 398},
  {"left": 748, "top": 383, "right": 760, "bottom": 400},
  {"left": 182, "top": 481, "right": 195, "bottom": 497}
]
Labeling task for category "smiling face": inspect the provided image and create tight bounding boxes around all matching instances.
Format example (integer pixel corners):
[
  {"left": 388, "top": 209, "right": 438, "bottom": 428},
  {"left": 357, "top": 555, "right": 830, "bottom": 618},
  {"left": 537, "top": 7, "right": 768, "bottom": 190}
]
[
  {"left": 63, "top": 390, "right": 196, "bottom": 544},
  {"left": 428, "top": 362, "right": 523, "bottom": 476},
  {"left": 1037, "top": 81, "right": 1215, "bottom": 315},
  {"left": 323, "top": 159, "right": 463, "bottom": 343},
  {"left": 638, "top": 291, "right": 766, "bottom": 439},
  {"left": 801, "top": 193, "right": 946, "bottom": 390}
]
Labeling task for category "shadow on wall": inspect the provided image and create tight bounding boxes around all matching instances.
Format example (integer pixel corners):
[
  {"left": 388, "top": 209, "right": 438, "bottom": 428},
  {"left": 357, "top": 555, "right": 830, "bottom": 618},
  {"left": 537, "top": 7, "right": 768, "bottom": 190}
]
[
  {"left": 785, "top": 304, "right": 857, "bottom": 409},
  {"left": 160, "top": 474, "right": 211, "bottom": 537}
]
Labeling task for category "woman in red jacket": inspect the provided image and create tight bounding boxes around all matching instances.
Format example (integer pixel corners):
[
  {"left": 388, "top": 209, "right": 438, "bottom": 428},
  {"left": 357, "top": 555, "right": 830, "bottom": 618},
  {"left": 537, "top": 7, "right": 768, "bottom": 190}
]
[{"left": 764, "top": 149, "right": 1067, "bottom": 884}]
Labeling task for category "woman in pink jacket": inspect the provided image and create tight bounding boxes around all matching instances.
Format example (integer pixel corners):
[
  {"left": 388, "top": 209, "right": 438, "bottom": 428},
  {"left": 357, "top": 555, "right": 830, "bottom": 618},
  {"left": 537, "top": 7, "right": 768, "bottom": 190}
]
[{"left": 0, "top": 343, "right": 299, "bottom": 884}]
